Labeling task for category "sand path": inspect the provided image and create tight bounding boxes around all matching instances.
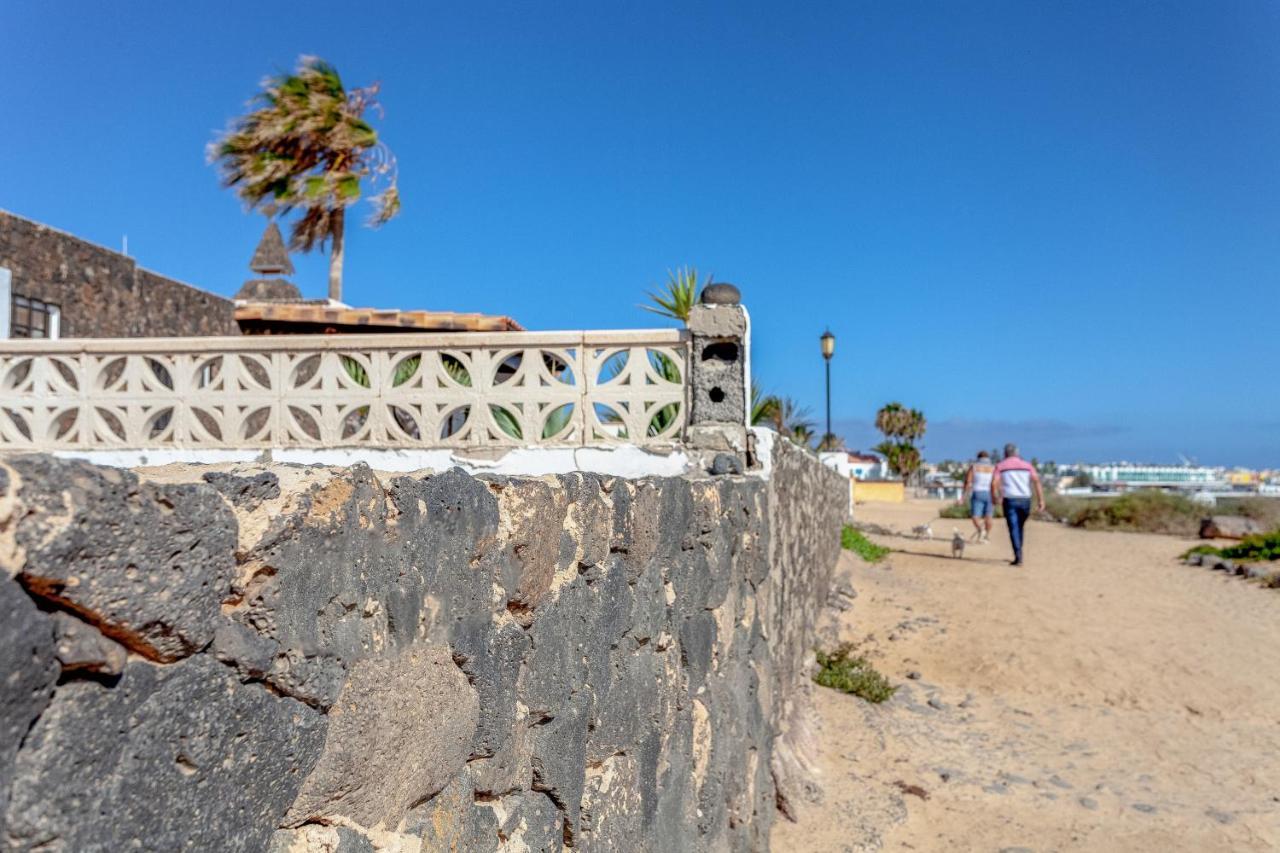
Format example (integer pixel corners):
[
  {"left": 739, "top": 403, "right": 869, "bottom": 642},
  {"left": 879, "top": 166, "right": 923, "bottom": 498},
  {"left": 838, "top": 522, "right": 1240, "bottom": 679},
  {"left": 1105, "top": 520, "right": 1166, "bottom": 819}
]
[{"left": 772, "top": 499, "right": 1280, "bottom": 852}]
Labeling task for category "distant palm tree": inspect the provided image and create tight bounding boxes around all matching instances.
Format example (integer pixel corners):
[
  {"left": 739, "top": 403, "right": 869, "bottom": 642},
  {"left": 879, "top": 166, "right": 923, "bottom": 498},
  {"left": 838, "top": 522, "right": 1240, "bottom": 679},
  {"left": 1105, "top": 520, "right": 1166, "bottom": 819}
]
[
  {"left": 769, "top": 397, "right": 815, "bottom": 448},
  {"left": 818, "top": 432, "right": 845, "bottom": 452},
  {"left": 210, "top": 56, "right": 400, "bottom": 302},
  {"left": 751, "top": 383, "right": 781, "bottom": 427},
  {"left": 874, "top": 401, "right": 927, "bottom": 483},
  {"left": 642, "top": 267, "right": 712, "bottom": 323}
]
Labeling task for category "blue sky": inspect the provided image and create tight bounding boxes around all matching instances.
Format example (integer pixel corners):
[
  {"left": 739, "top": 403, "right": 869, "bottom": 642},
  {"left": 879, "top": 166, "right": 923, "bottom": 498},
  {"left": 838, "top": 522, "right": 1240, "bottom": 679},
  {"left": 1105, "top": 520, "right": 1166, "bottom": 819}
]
[{"left": 3, "top": 2, "right": 1278, "bottom": 466}]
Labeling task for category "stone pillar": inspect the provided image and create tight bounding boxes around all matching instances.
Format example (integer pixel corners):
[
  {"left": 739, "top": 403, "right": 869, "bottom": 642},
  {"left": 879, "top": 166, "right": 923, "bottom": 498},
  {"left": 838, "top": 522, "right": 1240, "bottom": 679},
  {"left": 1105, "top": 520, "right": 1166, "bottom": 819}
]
[{"left": 687, "top": 284, "right": 750, "bottom": 457}]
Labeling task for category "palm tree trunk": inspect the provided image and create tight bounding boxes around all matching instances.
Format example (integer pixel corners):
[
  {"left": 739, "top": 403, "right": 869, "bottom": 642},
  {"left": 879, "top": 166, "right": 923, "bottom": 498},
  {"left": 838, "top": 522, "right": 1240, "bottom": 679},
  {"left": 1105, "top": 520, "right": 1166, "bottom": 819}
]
[{"left": 328, "top": 207, "right": 345, "bottom": 303}]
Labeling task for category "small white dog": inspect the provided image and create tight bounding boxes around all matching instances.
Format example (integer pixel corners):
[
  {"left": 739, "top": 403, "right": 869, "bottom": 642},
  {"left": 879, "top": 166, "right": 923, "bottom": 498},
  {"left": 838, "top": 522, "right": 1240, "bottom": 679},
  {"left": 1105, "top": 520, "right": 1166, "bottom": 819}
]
[{"left": 911, "top": 522, "right": 933, "bottom": 540}]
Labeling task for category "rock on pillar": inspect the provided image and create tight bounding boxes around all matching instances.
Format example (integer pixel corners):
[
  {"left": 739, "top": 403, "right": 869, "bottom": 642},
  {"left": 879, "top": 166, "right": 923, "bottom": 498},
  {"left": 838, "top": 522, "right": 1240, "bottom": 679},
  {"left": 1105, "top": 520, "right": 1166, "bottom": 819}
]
[{"left": 687, "top": 284, "right": 750, "bottom": 462}]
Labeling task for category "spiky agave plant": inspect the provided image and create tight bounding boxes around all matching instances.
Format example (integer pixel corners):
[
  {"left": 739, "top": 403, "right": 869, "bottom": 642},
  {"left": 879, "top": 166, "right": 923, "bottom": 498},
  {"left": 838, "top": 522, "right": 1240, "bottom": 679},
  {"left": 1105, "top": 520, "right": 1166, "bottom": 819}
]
[
  {"left": 642, "top": 267, "right": 712, "bottom": 323},
  {"left": 210, "top": 56, "right": 400, "bottom": 302}
]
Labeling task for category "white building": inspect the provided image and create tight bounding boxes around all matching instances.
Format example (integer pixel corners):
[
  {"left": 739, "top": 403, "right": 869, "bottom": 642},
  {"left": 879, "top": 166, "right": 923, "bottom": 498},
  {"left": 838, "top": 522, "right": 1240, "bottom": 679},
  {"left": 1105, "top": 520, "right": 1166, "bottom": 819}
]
[
  {"left": 820, "top": 451, "right": 886, "bottom": 481},
  {"left": 1082, "top": 463, "right": 1225, "bottom": 490}
]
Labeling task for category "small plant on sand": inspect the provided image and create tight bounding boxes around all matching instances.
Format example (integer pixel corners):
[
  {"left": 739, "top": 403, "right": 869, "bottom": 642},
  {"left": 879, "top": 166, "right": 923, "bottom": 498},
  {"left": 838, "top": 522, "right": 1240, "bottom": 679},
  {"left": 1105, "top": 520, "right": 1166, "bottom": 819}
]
[
  {"left": 814, "top": 643, "right": 896, "bottom": 703},
  {"left": 842, "top": 525, "right": 890, "bottom": 562}
]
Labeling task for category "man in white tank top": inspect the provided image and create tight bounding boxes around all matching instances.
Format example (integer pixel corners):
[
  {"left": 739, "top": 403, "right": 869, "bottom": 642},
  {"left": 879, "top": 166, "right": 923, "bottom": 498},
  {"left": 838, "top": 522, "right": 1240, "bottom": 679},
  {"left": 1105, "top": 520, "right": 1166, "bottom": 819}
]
[
  {"left": 964, "top": 450, "right": 996, "bottom": 541},
  {"left": 991, "top": 442, "right": 1046, "bottom": 567}
]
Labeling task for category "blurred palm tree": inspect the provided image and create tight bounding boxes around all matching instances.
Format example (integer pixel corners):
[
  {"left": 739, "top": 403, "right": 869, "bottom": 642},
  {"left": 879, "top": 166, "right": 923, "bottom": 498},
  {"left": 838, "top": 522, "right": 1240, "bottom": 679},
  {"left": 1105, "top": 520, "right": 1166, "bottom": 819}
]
[
  {"left": 210, "top": 56, "right": 400, "bottom": 302},
  {"left": 751, "top": 383, "right": 781, "bottom": 427},
  {"left": 874, "top": 401, "right": 927, "bottom": 483},
  {"left": 790, "top": 423, "right": 816, "bottom": 449},
  {"left": 769, "top": 397, "right": 815, "bottom": 448},
  {"left": 642, "top": 267, "right": 713, "bottom": 323}
]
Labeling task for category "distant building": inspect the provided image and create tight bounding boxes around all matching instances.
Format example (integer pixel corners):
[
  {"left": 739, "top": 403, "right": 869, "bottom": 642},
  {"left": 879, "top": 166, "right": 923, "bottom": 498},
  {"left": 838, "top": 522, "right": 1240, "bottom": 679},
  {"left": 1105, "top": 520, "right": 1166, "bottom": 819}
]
[
  {"left": 922, "top": 475, "right": 963, "bottom": 501},
  {"left": 1082, "top": 463, "right": 1223, "bottom": 490},
  {"left": 0, "top": 209, "right": 237, "bottom": 338},
  {"left": 819, "top": 450, "right": 886, "bottom": 480},
  {"left": 0, "top": 211, "right": 521, "bottom": 340}
]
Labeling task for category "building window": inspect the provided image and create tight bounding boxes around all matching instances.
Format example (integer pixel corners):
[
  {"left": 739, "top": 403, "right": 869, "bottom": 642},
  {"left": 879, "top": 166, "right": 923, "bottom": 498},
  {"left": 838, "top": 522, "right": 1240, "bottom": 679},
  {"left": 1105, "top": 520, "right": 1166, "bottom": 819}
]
[{"left": 11, "top": 293, "right": 61, "bottom": 339}]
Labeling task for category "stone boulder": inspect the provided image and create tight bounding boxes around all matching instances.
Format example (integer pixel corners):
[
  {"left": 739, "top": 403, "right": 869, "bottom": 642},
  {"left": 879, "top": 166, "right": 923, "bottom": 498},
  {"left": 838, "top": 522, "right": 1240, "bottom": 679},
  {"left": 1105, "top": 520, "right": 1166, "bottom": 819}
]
[
  {"left": 6, "top": 456, "right": 237, "bottom": 662},
  {"left": 1199, "top": 516, "right": 1264, "bottom": 540},
  {"left": 5, "top": 655, "right": 325, "bottom": 852},
  {"left": 0, "top": 577, "right": 58, "bottom": 837},
  {"left": 285, "top": 644, "right": 479, "bottom": 829}
]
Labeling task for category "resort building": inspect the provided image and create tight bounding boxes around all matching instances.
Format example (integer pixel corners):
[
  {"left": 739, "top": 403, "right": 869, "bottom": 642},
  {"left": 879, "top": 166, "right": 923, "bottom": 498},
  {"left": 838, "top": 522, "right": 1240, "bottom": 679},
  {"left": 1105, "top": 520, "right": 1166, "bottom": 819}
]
[{"left": 1081, "top": 463, "right": 1224, "bottom": 490}]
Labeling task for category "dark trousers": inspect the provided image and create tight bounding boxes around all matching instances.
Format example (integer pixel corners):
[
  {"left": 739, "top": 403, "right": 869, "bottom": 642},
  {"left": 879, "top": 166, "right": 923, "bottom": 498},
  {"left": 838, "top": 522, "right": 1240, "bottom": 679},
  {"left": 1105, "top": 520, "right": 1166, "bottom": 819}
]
[{"left": 1002, "top": 498, "right": 1032, "bottom": 562}]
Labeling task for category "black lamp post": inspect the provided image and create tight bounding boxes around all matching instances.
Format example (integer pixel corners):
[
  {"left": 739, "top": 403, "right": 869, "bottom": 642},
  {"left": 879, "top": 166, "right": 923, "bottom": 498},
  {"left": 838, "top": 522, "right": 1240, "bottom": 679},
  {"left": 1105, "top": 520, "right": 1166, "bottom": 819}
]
[{"left": 820, "top": 329, "right": 836, "bottom": 449}]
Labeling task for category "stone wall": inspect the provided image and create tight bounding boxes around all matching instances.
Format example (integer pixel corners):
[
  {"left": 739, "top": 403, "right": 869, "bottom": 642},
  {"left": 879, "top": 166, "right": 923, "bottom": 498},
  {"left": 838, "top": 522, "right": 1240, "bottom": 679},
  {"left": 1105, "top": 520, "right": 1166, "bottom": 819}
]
[
  {"left": 0, "top": 210, "right": 237, "bottom": 337},
  {"left": 0, "top": 438, "right": 846, "bottom": 852}
]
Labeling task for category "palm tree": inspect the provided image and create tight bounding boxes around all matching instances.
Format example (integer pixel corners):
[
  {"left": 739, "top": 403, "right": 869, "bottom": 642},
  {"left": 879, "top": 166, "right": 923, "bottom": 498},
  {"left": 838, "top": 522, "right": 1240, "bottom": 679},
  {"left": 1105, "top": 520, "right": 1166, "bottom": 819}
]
[
  {"left": 770, "top": 397, "right": 815, "bottom": 447},
  {"left": 210, "top": 56, "right": 400, "bottom": 302},
  {"left": 817, "top": 432, "right": 845, "bottom": 452},
  {"left": 874, "top": 401, "right": 927, "bottom": 484},
  {"left": 750, "top": 383, "right": 781, "bottom": 427},
  {"left": 642, "top": 267, "right": 712, "bottom": 323}
]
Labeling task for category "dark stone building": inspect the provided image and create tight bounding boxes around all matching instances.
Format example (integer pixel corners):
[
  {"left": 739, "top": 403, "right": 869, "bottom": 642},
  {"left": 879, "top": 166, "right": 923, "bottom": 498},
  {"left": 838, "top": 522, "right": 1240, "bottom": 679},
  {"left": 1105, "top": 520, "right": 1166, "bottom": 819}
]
[{"left": 0, "top": 209, "right": 238, "bottom": 339}]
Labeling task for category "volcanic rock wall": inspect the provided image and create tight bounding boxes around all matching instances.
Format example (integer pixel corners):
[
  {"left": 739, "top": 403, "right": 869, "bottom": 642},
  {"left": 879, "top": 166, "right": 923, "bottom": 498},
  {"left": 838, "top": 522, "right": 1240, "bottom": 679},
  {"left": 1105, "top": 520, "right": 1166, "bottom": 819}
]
[{"left": 0, "top": 438, "right": 846, "bottom": 852}]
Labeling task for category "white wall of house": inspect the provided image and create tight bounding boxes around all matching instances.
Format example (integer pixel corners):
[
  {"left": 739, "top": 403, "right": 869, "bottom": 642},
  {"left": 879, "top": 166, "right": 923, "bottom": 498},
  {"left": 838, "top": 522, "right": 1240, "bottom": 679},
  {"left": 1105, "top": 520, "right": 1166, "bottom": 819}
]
[{"left": 0, "top": 267, "right": 10, "bottom": 338}]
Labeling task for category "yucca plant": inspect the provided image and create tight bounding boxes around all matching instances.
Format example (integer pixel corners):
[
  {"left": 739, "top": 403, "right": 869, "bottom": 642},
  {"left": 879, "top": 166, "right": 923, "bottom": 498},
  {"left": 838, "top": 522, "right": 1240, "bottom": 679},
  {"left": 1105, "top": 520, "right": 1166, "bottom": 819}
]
[
  {"left": 210, "top": 56, "right": 400, "bottom": 302},
  {"left": 642, "top": 267, "right": 712, "bottom": 323}
]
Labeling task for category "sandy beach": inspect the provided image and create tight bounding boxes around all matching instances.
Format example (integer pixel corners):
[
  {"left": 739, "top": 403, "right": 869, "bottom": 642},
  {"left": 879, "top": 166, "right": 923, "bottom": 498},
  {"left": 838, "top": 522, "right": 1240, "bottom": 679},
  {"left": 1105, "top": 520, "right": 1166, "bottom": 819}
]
[{"left": 772, "top": 499, "right": 1280, "bottom": 853}]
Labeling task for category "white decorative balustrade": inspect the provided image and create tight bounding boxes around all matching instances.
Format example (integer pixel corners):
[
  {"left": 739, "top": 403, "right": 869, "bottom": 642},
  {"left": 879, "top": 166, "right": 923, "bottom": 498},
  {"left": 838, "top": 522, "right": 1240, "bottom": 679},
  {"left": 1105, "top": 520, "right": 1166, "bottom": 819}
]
[{"left": 0, "top": 331, "right": 689, "bottom": 451}]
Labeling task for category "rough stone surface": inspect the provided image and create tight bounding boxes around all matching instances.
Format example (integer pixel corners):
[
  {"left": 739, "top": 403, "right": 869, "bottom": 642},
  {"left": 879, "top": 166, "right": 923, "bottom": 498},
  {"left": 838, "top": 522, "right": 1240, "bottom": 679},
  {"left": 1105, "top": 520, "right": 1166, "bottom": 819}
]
[
  {"left": 688, "top": 303, "right": 748, "bottom": 338},
  {"left": 202, "top": 470, "right": 282, "bottom": 511},
  {"left": 50, "top": 611, "right": 128, "bottom": 676},
  {"left": 687, "top": 303, "right": 748, "bottom": 438},
  {"left": 763, "top": 437, "right": 850, "bottom": 822},
  {"left": 0, "top": 576, "right": 58, "bottom": 838},
  {"left": 6, "top": 455, "right": 237, "bottom": 662},
  {"left": 0, "top": 439, "right": 847, "bottom": 852},
  {"left": 700, "top": 282, "right": 742, "bottom": 305},
  {"left": 710, "top": 452, "right": 744, "bottom": 475},
  {"left": 5, "top": 655, "right": 325, "bottom": 852},
  {"left": 286, "top": 644, "right": 480, "bottom": 828}
]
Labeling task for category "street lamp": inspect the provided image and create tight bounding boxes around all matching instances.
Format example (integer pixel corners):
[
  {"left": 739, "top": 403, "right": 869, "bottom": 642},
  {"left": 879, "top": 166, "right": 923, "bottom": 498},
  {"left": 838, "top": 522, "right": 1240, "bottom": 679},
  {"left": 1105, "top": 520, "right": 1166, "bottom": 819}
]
[{"left": 820, "top": 329, "right": 836, "bottom": 449}]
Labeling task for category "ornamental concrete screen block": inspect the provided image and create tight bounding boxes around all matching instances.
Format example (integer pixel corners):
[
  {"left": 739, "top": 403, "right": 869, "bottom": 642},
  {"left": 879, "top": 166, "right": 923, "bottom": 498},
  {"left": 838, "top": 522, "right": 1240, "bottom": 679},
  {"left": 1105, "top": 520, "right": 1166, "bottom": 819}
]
[{"left": 687, "top": 286, "right": 749, "bottom": 452}]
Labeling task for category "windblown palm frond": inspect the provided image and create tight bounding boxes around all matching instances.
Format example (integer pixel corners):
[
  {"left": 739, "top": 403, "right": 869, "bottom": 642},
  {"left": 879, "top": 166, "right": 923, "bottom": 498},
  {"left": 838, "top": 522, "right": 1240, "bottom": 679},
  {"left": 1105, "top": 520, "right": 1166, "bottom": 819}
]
[{"left": 210, "top": 56, "right": 400, "bottom": 300}]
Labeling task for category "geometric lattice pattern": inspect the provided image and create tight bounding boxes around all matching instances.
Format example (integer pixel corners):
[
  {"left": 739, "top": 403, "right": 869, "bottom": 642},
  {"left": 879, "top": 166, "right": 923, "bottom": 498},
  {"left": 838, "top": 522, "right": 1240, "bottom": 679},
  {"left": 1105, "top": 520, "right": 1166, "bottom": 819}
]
[{"left": 0, "top": 331, "right": 689, "bottom": 451}]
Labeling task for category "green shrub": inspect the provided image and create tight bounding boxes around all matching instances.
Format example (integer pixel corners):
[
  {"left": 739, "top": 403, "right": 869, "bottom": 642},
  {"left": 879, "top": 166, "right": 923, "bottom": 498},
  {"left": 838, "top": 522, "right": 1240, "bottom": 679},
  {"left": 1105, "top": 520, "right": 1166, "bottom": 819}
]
[
  {"left": 1060, "top": 491, "right": 1203, "bottom": 536},
  {"left": 814, "top": 644, "right": 896, "bottom": 703},
  {"left": 1181, "top": 543, "right": 1221, "bottom": 560},
  {"left": 841, "top": 525, "right": 890, "bottom": 562},
  {"left": 1219, "top": 530, "right": 1280, "bottom": 562}
]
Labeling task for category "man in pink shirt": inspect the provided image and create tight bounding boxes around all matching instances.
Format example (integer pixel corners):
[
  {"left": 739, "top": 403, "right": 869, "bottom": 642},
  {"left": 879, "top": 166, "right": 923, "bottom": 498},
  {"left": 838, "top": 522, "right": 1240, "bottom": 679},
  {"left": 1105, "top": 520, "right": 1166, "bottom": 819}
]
[{"left": 990, "top": 443, "right": 1046, "bottom": 566}]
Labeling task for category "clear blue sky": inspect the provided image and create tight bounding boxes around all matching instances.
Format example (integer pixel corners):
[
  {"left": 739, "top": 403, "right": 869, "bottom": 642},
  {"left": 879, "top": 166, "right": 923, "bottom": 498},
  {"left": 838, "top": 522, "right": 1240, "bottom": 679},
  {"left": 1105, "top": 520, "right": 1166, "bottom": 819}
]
[{"left": 3, "top": 2, "right": 1278, "bottom": 466}]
